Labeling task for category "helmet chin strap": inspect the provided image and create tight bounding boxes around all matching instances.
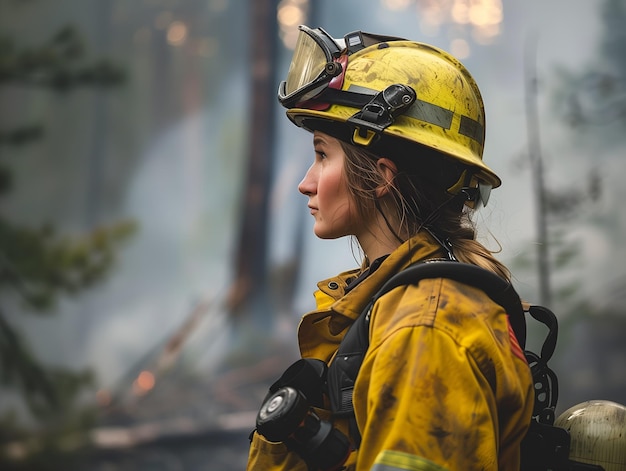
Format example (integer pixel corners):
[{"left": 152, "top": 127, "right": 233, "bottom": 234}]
[
  {"left": 417, "top": 188, "right": 480, "bottom": 261},
  {"left": 422, "top": 226, "right": 457, "bottom": 261}
]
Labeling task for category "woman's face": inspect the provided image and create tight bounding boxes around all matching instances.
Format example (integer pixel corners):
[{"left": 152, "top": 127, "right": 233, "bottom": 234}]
[{"left": 298, "top": 131, "right": 362, "bottom": 240}]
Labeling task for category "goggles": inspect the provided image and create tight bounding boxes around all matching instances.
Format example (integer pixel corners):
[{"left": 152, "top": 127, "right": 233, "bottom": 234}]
[{"left": 278, "top": 25, "right": 406, "bottom": 110}]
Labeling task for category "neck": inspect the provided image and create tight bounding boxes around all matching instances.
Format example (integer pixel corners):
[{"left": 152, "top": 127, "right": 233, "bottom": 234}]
[{"left": 357, "top": 210, "right": 404, "bottom": 263}]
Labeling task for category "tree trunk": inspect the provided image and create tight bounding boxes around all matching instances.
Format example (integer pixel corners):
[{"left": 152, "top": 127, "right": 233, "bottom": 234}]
[{"left": 227, "top": 0, "right": 277, "bottom": 317}]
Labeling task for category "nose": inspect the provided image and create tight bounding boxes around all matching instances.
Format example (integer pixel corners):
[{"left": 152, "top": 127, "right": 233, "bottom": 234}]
[{"left": 298, "top": 164, "right": 316, "bottom": 196}]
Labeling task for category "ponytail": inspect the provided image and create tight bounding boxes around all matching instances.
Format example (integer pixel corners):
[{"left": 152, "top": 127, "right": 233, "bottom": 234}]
[
  {"left": 452, "top": 237, "right": 511, "bottom": 282},
  {"left": 340, "top": 140, "right": 511, "bottom": 282}
]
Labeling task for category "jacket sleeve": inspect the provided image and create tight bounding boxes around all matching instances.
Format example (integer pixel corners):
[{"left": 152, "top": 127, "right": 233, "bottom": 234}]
[
  {"left": 355, "top": 326, "right": 499, "bottom": 470},
  {"left": 246, "top": 430, "right": 308, "bottom": 471}
]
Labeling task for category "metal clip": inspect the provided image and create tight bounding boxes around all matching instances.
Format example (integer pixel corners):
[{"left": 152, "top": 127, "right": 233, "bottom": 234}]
[{"left": 347, "top": 84, "right": 416, "bottom": 146}]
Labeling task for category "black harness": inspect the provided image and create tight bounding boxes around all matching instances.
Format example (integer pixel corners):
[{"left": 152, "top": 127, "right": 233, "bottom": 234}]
[{"left": 325, "top": 261, "right": 599, "bottom": 471}]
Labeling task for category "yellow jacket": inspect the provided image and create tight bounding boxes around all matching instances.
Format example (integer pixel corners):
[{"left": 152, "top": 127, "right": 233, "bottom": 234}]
[{"left": 247, "top": 233, "right": 534, "bottom": 471}]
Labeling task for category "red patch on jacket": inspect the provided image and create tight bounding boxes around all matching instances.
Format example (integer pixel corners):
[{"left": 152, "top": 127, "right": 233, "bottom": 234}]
[{"left": 507, "top": 318, "right": 526, "bottom": 362}]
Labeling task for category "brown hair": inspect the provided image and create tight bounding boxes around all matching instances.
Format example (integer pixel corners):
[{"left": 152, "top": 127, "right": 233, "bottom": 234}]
[{"left": 339, "top": 140, "right": 511, "bottom": 281}]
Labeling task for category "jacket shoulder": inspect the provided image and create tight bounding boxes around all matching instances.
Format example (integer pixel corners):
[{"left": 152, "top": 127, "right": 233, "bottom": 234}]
[{"left": 368, "top": 277, "right": 509, "bottom": 353}]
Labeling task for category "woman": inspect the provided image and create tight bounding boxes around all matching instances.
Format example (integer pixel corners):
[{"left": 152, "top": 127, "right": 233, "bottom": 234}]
[{"left": 247, "top": 26, "right": 534, "bottom": 471}]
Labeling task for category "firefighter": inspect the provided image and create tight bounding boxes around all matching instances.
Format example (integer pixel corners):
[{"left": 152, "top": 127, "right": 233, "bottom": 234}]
[{"left": 247, "top": 26, "right": 534, "bottom": 471}]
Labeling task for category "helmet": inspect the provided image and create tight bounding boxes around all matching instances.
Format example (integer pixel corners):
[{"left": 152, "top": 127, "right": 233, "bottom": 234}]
[
  {"left": 554, "top": 400, "right": 626, "bottom": 471},
  {"left": 278, "top": 26, "right": 500, "bottom": 203}
]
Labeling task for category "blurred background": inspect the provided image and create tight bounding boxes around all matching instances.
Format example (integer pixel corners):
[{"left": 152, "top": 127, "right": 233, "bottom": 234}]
[{"left": 1, "top": 0, "right": 625, "bottom": 469}]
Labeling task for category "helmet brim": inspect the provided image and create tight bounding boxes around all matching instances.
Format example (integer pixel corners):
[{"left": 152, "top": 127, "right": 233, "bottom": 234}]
[{"left": 288, "top": 109, "right": 502, "bottom": 189}]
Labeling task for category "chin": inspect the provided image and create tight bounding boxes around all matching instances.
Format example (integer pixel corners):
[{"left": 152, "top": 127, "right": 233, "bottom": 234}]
[
  {"left": 314, "top": 226, "right": 347, "bottom": 240},
  {"left": 314, "top": 230, "right": 333, "bottom": 240}
]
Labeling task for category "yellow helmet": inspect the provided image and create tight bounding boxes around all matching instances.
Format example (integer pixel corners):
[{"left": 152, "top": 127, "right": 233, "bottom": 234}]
[
  {"left": 554, "top": 400, "right": 626, "bottom": 471},
  {"left": 278, "top": 26, "right": 501, "bottom": 202}
]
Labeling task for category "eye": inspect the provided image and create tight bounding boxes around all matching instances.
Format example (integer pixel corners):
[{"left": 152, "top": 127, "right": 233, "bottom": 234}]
[{"left": 315, "top": 149, "right": 327, "bottom": 160}]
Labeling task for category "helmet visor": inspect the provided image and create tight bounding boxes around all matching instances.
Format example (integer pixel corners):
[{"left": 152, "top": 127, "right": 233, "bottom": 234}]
[{"left": 278, "top": 26, "right": 344, "bottom": 108}]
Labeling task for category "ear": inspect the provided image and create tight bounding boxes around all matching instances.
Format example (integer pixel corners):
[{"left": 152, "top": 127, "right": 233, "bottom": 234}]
[{"left": 375, "top": 158, "right": 398, "bottom": 198}]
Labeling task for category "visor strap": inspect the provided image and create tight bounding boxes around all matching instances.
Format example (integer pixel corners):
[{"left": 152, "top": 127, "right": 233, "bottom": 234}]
[{"left": 311, "top": 88, "right": 373, "bottom": 109}]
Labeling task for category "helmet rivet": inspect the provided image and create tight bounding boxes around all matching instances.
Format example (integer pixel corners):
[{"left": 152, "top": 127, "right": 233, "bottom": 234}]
[{"left": 325, "top": 62, "right": 342, "bottom": 77}]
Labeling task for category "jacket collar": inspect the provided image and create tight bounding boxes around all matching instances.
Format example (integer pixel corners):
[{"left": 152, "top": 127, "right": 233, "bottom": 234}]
[
  {"left": 297, "top": 232, "right": 444, "bottom": 360},
  {"left": 315, "top": 232, "right": 444, "bottom": 321}
]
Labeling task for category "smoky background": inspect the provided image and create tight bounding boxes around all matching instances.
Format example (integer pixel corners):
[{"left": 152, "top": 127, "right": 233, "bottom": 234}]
[{"left": 1, "top": 0, "right": 624, "bottom": 469}]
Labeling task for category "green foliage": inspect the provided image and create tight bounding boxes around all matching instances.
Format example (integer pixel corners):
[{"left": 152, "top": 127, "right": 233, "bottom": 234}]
[
  {"left": 0, "top": 314, "right": 56, "bottom": 418},
  {"left": 0, "top": 25, "right": 125, "bottom": 90},
  {"left": 0, "top": 16, "right": 133, "bottom": 468},
  {"left": 1, "top": 219, "right": 136, "bottom": 311},
  {"left": 0, "top": 219, "right": 135, "bottom": 434},
  {"left": 0, "top": 125, "right": 44, "bottom": 148},
  {"left": 0, "top": 399, "right": 97, "bottom": 470}
]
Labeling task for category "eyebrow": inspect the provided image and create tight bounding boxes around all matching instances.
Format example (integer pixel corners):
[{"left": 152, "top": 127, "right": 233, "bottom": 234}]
[{"left": 313, "top": 136, "right": 325, "bottom": 146}]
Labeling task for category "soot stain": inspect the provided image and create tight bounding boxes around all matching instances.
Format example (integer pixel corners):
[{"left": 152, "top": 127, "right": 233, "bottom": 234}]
[{"left": 381, "top": 383, "right": 397, "bottom": 410}]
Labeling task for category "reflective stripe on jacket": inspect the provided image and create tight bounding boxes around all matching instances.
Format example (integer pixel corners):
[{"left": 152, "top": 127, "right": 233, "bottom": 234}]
[{"left": 247, "top": 232, "right": 534, "bottom": 471}]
